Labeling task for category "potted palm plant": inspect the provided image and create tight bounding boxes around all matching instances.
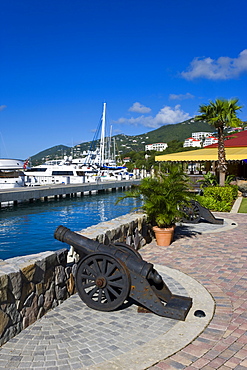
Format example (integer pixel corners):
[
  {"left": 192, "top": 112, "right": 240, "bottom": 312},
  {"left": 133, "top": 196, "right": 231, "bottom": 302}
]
[{"left": 117, "top": 164, "right": 192, "bottom": 246}]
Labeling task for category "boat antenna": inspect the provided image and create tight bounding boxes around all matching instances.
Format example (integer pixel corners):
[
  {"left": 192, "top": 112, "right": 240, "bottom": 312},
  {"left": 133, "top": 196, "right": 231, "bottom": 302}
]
[{"left": 99, "top": 102, "right": 106, "bottom": 167}]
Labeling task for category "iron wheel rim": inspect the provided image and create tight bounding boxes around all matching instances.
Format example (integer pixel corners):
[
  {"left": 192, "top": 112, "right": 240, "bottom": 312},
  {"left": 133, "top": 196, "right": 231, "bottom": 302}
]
[
  {"left": 182, "top": 201, "right": 201, "bottom": 223},
  {"left": 75, "top": 253, "right": 130, "bottom": 311}
]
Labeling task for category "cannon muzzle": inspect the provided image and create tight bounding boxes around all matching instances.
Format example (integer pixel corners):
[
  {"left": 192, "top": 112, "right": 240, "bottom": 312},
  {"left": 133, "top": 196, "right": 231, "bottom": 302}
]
[{"left": 54, "top": 225, "right": 101, "bottom": 256}]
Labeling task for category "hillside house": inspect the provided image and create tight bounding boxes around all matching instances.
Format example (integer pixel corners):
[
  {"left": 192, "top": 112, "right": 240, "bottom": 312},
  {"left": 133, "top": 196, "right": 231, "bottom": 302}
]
[
  {"left": 145, "top": 143, "right": 168, "bottom": 152},
  {"left": 192, "top": 132, "right": 212, "bottom": 140},
  {"left": 203, "top": 136, "right": 218, "bottom": 147},
  {"left": 183, "top": 138, "right": 201, "bottom": 148}
]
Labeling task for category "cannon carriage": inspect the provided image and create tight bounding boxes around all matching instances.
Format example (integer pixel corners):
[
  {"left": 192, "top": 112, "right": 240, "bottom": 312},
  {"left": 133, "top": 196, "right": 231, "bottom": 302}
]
[
  {"left": 181, "top": 200, "right": 224, "bottom": 224},
  {"left": 54, "top": 225, "right": 192, "bottom": 321}
]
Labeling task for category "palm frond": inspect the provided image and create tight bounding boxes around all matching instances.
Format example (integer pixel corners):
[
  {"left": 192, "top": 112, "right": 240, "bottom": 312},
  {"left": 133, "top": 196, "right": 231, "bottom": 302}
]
[{"left": 116, "top": 164, "right": 192, "bottom": 228}]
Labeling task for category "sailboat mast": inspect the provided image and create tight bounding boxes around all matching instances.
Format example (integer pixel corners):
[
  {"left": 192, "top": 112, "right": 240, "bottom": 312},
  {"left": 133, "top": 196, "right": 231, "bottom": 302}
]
[
  {"left": 113, "top": 137, "right": 116, "bottom": 162},
  {"left": 99, "top": 103, "right": 106, "bottom": 167},
  {"left": 108, "top": 125, "right": 112, "bottom": 161}
]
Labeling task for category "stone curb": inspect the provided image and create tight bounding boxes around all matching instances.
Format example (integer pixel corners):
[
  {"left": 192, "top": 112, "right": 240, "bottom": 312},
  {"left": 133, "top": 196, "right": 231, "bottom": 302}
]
[
  {"left": 230, "top": 196, "right": 243, "bottom": 213},
  {"left": 89, "top": 264, "right": 215, "bottom": 370}
]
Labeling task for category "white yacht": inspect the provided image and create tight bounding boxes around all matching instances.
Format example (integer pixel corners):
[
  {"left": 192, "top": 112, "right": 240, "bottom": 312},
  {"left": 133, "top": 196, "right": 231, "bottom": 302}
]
[
  {"left": 24, "top": 156, "right": 132, "bottom": 185},
  {"left": 24, "top": 156, "right": 99, "bottom": 186},
  {"left": 0, "top": 159, "right": 25, "bottom": 189},
  {"left": 24, "top": 103, "right": 133, "bottom": 186},
  {"left": 79, "top": 103, "right": 132, "bottom": 180}
]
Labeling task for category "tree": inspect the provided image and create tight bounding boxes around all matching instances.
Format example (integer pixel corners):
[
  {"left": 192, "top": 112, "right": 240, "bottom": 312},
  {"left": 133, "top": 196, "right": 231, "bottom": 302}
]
[{"left": 195, "top": 98, "right": 242, "bottom": 186}]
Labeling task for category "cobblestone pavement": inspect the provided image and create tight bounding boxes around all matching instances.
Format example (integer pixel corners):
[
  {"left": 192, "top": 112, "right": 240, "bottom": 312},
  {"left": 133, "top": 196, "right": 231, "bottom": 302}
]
[
  {"left": 1, "top": 213, "right": 247, "bottom": 369},
  {"left": 0, "top": 263, "right": 214, "bottom": 369},
  {"left": 141, "top": 213, "right": 247, "bottom": 370}
]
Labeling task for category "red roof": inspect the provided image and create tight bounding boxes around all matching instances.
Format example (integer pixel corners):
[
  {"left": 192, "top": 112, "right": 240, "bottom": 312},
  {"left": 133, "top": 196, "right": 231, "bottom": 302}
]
[
  {"left": 206, "top": 130, "right": 247, "bottom": 148},
  {"left": 185, "top": 137, "right": 200, "bottom": 141}
]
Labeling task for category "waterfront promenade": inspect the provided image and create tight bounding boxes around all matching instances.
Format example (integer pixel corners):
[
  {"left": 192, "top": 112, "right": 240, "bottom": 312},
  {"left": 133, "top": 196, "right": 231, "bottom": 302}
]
[
  {"left": 0, "top": 212, "right": 247, "bottom": 369},
  {"left": 0, "top": 179, "right": 141, "bottom": 206}
]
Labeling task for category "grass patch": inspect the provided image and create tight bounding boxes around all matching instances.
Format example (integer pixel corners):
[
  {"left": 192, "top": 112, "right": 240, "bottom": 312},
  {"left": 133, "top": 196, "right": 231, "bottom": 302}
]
[{"left": 238, "top": 198, "right": 247, "bottom": 213}]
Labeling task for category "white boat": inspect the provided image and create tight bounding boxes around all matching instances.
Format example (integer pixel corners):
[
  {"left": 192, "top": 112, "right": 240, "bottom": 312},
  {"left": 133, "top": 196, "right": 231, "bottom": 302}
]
[
  {"left": 24, "top": 103, "right": 133, "bottom": 185},
  {"left": 24, "top": 156, "right": 99, "bottom": 186},
  {"left": 81, "top": 103, "right": 132, "bottom": 179},
  {"left": 25, "top": 156, "right": 132, "bottom": 185},
  {"left": 0, "top": 159, "right": 25, "bottom": 189}
]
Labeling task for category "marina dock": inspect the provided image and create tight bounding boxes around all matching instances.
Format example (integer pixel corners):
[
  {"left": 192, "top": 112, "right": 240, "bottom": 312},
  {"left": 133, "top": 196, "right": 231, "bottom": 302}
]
[{"left": 0, "top": 179, "right": 141, "bottom": 207}]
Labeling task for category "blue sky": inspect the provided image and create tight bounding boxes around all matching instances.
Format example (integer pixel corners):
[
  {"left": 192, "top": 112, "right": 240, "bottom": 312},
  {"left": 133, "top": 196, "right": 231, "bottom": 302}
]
[{"left": 1, "top": 0, "right": 247, "bottom": 159}]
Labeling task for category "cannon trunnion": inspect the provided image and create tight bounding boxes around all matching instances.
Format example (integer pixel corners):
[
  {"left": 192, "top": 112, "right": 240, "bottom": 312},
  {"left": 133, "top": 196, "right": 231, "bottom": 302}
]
[{"left": 54, "top": 225, "right": 192, "bottom": 321}]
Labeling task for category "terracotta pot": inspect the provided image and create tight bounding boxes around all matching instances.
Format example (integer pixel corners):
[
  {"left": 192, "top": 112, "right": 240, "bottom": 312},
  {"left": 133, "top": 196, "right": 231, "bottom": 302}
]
[{"left": 153, "top": 225, "right": 175, "bottom": 247}]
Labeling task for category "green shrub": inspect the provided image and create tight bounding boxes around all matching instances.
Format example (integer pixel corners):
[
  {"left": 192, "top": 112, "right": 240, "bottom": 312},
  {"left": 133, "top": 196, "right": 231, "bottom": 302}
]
[
  {"left": 195, "top": 196, "right": 232, "bottom": 212},
  {"left": 203, "top": 185, "right": 238, "bottom": 202},
  {"left": 195, "top": 185, "right": 238, "bottom": 212},
  {"left": 196, "top": 172, "right": 218, "bottom": 187}
]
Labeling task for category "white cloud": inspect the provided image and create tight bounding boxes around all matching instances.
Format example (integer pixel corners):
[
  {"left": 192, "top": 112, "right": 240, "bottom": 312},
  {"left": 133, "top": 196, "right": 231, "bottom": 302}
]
[
  {"left": 0, "top": 105, "right": 7, "bottom": 111},
  {"left": 169, "top": 93, "right": 194, "bottom": 100},
  {"left": 114, "top": 105, "right": 191, "bottom": 128},
  {"left": 128, "top": 102, "right": 151, "bottom": 113},
  {"left": 181, "top": 49, "right": 247, "bottom": 80},
  {"left": 113, "top": 128, "right": 123, "bottom": 134}
]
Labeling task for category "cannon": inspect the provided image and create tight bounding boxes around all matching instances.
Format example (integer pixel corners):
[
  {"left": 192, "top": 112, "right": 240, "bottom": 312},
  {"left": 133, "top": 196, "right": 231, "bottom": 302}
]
[
  {"left": 54, "top": 225, "right": 192, "bottom": 321},
  {"left": 181, "top": 200, "right": 224, "bottom": 224}
]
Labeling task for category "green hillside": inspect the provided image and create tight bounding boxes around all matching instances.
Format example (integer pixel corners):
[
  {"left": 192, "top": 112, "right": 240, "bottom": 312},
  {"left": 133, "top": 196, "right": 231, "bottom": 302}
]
[
  {"left": 31, "top": 145, "right": 70, "bottom": 165},
  {"left": 30, "top": 119, "right": 213, "bottom": 164},
  {"left": 143, "top": 119, "right": 213, "bottom": 143}
]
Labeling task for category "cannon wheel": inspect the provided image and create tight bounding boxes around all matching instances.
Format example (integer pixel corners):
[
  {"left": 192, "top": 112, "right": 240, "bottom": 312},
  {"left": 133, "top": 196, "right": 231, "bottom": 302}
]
[
  {"left": 114, "top": 242, "right": 143, "bottom": 259},
  {"left": 75, "top": 253, "right": 130, "bottom": 311},
  {"left": 181, "top": 200, "right": 201, "bottom": 224}
]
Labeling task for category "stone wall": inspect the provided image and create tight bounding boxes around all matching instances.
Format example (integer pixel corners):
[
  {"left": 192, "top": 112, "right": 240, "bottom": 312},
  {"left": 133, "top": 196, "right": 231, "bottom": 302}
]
[
  {"left": 0, "top": 213, "right": 151, "bottom": 346},
  {"left": 0, "top": 248, "right": 76, "bottom": 346},
  {"left": 76, "top": 212, "right": 150, "bottom": 251}
]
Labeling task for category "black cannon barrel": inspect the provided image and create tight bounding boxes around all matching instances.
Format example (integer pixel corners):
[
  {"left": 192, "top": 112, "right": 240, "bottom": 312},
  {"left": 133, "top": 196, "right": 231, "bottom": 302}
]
[
  {"left": 54, "top": 225, "right": 157, "bottom": 280},
  {"left": 54, "top": 225, "right": 101, "bottom": 255}
]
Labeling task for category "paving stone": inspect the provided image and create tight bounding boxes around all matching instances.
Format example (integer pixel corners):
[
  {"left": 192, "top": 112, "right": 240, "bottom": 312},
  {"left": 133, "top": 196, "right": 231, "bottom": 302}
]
[{"left": 1, "top": 213, "right": 247, "bottom": 369}]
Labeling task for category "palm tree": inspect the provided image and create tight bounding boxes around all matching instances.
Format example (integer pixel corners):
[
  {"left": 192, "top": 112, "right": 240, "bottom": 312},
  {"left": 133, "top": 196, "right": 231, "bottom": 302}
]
[{"left": 195, "top": 98, "right": 242, "bottom": 186}]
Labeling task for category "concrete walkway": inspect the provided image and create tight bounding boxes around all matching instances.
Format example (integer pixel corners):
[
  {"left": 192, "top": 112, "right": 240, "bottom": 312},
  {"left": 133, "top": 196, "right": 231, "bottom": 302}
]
[{"left": 0, "top": 212, "right": 247, "bottom": 369}]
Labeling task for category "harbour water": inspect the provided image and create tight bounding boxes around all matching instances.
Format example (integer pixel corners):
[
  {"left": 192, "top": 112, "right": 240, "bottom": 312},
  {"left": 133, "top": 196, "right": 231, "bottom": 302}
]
[{"left": 0, "top": 190, "right": 140, "bottom": 260}]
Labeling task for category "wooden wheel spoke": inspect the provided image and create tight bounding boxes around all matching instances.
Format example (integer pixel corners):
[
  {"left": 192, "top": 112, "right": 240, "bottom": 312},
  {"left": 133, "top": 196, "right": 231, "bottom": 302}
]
[
  {"left": 93, "top": 260, "right": 101, "bottom": 275},
  {"left": 82, "top": 281, "right": 96, "bottom": 289},
  {"left": 88, "top": 286, "right": 99, "bottom": 298},
  {"left": 85, "top": 265, "right": 97, "bottom": 277},
  {"left": 108, "top": 280, "right": 124, "bottom": 288},
  {"left": 107, "top": 272, "right": 122, "bottom": 281},
  {"left": 80, "top": 273, "right": 96, "bottom": 281},
  {"left": 107, "top": 285, "right": 121, "bottom": 298},
  {"left": 103, "top": 287, "right": 112, "bottom": 302},
  {"left": 97, "top": 289, "right": 103, "bottom": 302},
  {"left": 100, "top": 258, "right": 107, "bottom": 274},
  {"left": 105, "top": 263, "right": 117, "bottom": 277}
]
